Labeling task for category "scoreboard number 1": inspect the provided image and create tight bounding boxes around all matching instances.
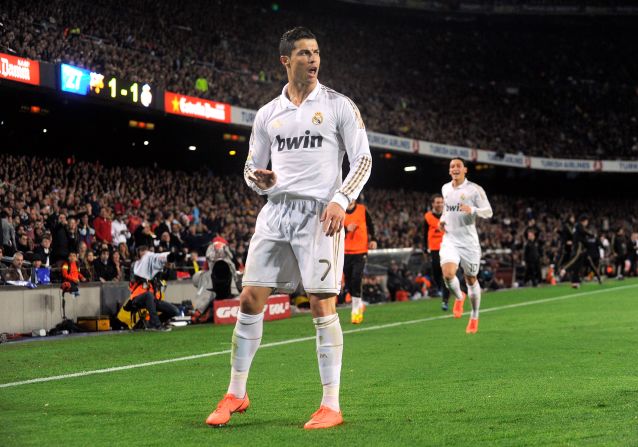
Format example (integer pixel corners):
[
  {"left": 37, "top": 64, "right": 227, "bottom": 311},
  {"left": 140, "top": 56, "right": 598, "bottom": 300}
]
[{"left": 108, "top": 78, "right": 140, "bottom": 103}]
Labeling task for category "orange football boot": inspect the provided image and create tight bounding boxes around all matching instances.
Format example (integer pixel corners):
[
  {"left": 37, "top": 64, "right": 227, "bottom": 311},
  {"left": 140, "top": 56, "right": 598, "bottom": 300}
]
[
  {"left": 452, "top": 293, "right": 466, "bottom": 318},
  {"left": 303, "top": 406, "right": 344, "bottom": 430},
  {"left": 466, "top": 318, "right": 479, "bottom": 334},
  {"left": 205, "top": 393, "right": 250, "bottom": 426}
]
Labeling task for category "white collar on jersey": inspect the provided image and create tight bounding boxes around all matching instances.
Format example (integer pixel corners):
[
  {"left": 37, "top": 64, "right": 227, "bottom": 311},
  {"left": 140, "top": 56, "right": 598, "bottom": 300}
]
[
  {"left": 452, "top": 178, "right": 468, "bottom": 189},
  {"left": 280, "top": 81, "right": 322, "bottom": 109}
]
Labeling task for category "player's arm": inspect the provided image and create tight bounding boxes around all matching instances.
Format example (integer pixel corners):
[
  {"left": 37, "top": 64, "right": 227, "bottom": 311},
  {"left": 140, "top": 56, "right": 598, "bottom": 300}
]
[
  {"left": 323, "top": 98, "right": 372, "bottom": 236},
  {"left": 470, "top": 185, "right": 493, "bottom": 219},
  {"left": 244, "top": 109, "right": 277, "bottom": 194},
  {"left": 438, "top": 187, "right": 447, "bottom": 232},
  {"left": 331, "top": 98, "right": 372, "bottom": 211}
]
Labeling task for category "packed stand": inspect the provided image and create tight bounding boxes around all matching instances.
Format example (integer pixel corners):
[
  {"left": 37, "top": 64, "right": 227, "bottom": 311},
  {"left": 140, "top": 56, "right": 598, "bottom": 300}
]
[
  {"left": 1, "top": 154, "right": 637, "bottom": 294},
  {"left": 1, "top": 0, "right": 637, "bottom": 159},
  {"left": 0, "top": 154, "right": 261, "bottom": 286}
]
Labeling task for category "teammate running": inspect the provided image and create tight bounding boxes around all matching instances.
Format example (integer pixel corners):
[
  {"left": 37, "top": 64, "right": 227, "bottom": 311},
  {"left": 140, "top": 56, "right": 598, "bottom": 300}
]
[{"left": 439, "top": 158, "right": 492, "bottom": 334}]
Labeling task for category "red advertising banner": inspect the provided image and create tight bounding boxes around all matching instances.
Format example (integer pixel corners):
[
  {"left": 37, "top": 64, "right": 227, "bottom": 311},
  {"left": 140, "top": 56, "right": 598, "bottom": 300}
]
[
  {"left": 0, "top": 53, "right": 40, "bottom": 86},
  {"left": 213, "top": 295, "right": 291, "bottom": 325},
  {"left": 164, "top": 91, "right": 231, "bottom": 123}
]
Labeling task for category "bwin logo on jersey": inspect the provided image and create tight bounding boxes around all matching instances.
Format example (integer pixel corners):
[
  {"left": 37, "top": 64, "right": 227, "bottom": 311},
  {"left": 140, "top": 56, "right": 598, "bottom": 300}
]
[
  {"left": 276, "top": 131, "right": 323, "bottom": 151},
  {"left": 446, "top": 203, "right": 463, "bottom": 212}
]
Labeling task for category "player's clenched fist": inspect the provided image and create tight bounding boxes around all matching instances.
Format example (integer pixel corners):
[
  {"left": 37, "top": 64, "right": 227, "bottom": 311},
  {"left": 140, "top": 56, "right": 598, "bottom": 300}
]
[
  {"left": 321, "top": 202, "right": 345, "bottom": 236},
  {"left": 249, "top": 169, "right": 277, "bottom": 190}
]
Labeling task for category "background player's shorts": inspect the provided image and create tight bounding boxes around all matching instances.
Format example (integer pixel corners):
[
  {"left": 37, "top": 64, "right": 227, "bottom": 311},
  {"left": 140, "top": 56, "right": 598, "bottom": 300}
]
[
  {"left": 439, "top": 237, "right": 481, "bottom": 277},
  {"left": 242, "top": 197, "right": 344, "bottom": 294}
]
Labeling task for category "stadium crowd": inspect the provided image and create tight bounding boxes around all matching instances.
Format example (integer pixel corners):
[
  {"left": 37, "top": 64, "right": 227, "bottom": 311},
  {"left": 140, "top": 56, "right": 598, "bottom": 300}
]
[
  {"left": 1, "top": 154, "right": 637, "bottom": 291},
  {"left": 1, "top": 0, "right": 637, "bottom": 160}
]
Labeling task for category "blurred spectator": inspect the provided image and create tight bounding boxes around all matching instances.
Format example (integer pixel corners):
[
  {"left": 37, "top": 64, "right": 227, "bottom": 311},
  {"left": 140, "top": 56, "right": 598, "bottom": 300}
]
[
  {"left": 16, "top": 233, "right": 32, "bottom": 255},
  {"left": 117, "top": 242, "right": 132, "bottom": 274},
  {"left": 112, "top": 250, "right": 124, "bottom": 281},
  {"left": 93, "top": 208, "right": 113, "bottom": 245},
  {"left": 3, "top": 251, "right": 29, "bottom": 282},
  {"left": 31, "top": 254, "right": 51, "bottom": 285},
  {"left": 93, "top": 249, "right": 117, "bottom": 282},
  {"left": 157, "top": 231, "right": 173, "bottom": 253},
  {"left": 51, "top": 213, "right": 72, "bottom": 263},
  {"left": 111, "top": 211, "right": 130, "bottom": 247},
  {"left": 1, "top": 211, "right": 16, "bottom": 255},
  {"left": 80, "top": 250, "right": 97, "bottom": 281},
  {"left": 0, "top": 247, "right": 6, "bottom": 280},
  {"left": 78, "top": 213, "right": 95, "bottom": 249},
  {"left": 134, "top": 222, "right": 155, "bottom": 248},
  {"left": 34, "top": 235, "right": 53, "bottom": 268}
]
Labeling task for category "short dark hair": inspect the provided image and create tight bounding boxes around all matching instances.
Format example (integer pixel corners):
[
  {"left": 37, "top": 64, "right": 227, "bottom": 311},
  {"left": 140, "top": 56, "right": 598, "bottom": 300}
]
[
  {"left": 279, "top": 27, "right": 316, "bottom": 56},
  {"left": 137, "top": 245, "right": 149, "bottom": 255},
  {"left": 450, "top": 157, "right": 466, "bottom": 166},
  {"left": 431, "top": 193, "right": 443, "bottom": 203}
]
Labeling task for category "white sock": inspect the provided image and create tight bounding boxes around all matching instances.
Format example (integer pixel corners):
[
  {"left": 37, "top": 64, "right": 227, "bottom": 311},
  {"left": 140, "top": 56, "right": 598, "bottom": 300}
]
[
  {"left": 313, "top": 314, "right": 343, "bottom": 412},
  {"left": 227, "top": 311, "right": 264, "bottom": 398},
  {"left": 351, "top": 296, "right": 362, "bottom": 313},
  {"left": 467, "top": 281, "right": 482, "bottom": 319},
  {"left": 444, "top": 276, "right": 464, "bottom": 301}
]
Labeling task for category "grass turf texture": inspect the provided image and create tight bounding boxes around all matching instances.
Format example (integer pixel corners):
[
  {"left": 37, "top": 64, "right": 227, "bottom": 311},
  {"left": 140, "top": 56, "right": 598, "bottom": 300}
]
[{"left": 1, "top": 279, "right": 637, "bottom": 446}]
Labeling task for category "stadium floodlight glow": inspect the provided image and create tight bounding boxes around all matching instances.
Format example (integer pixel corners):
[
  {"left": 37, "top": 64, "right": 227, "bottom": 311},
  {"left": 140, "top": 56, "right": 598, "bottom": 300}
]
[
  {"left": 404, "top": 166, "right": 417, "bottom": 172},
  {"left": 42, "top": 128, "right": 47, "bottom": 133},
  {"left": 188, "top": 145, "right": 196, "bottom": 151},
  {"left": 143, "top": 140, "right": 149, "bottom": 146}
]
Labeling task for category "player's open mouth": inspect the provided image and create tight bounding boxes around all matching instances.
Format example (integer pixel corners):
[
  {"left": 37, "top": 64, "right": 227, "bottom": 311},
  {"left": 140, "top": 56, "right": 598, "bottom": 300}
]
[{"left": 308, "top": 67, "right": 318, "bottom": 75}]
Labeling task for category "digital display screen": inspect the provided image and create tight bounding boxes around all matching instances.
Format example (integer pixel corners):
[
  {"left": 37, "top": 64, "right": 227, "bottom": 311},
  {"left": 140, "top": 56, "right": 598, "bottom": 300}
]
[
  {"left": 58, "top": 63, "right": 154, "bottom": 108},
  {"left": 60, "top": 64, "right": 90, "bottom": 95}
]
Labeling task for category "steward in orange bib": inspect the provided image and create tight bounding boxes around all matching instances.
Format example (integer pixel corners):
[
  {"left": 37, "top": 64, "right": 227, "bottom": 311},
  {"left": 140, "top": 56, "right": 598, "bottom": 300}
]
[
  {"left": 344, "top": 200, "right": 376, "bottom": 324},
  {"left": 126, "top": 246, "right": 182, "bottom": 331},
  {"left": 423, "top": 194, "right": 449, "bottom": 310},
  {"left": 61, "top": 252, "right": 86, "bottom": 296}
]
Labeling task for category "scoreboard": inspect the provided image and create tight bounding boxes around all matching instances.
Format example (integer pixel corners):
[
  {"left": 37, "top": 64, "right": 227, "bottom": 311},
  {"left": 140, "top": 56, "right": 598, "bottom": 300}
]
[{"left": 59, "top": 63, "right": 155, "bottom": 108}]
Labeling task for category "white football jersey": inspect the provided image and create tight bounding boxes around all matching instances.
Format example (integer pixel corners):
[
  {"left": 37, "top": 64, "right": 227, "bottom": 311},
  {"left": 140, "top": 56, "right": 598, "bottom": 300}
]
[
  {"left": 440, "top": 179, "right": 493, "bottom": 246},
  {"left": 244, "top": 82, "right": 372, "bottom": 211}
]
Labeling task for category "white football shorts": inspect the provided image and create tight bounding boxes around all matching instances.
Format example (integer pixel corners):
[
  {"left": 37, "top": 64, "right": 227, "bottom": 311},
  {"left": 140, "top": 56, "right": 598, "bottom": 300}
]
[
  {"left": 439, "top": 236, "right": 482, "bottom": 277},
  {"left": 242, "top": 197, "right": 344, "bottom": 294}
]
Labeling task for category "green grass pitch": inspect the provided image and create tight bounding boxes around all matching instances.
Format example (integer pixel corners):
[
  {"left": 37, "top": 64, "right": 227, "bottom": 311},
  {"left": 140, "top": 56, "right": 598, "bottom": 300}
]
[{"left": 1, "top": 279, "right": 637, "bottom": 446}]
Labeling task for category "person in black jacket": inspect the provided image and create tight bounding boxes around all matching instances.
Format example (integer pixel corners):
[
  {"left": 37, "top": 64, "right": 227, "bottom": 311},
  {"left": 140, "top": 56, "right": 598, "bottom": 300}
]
[
  {"left": 523, "top": 231, "right": 542, "bottom": 287},
  {"left": 612, "top": 227, "right": 629, "bottom": 280},
  {"left": 557, "top": 214, "right": 575, "bottom": 273},
  {"left": 562, "top": 215, "right": 601, "bottom": 287},
  {"left": 93, "top": 249, "right": 117, "bottom": 282},
  {"left": 51, "top": 213, "right": 77, "bottom": 263}
]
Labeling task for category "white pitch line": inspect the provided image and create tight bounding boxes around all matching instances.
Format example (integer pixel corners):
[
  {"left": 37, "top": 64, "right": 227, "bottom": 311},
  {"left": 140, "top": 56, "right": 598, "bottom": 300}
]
[{"left": 1, "top": 283, "right": 636, "bottom": 389}]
